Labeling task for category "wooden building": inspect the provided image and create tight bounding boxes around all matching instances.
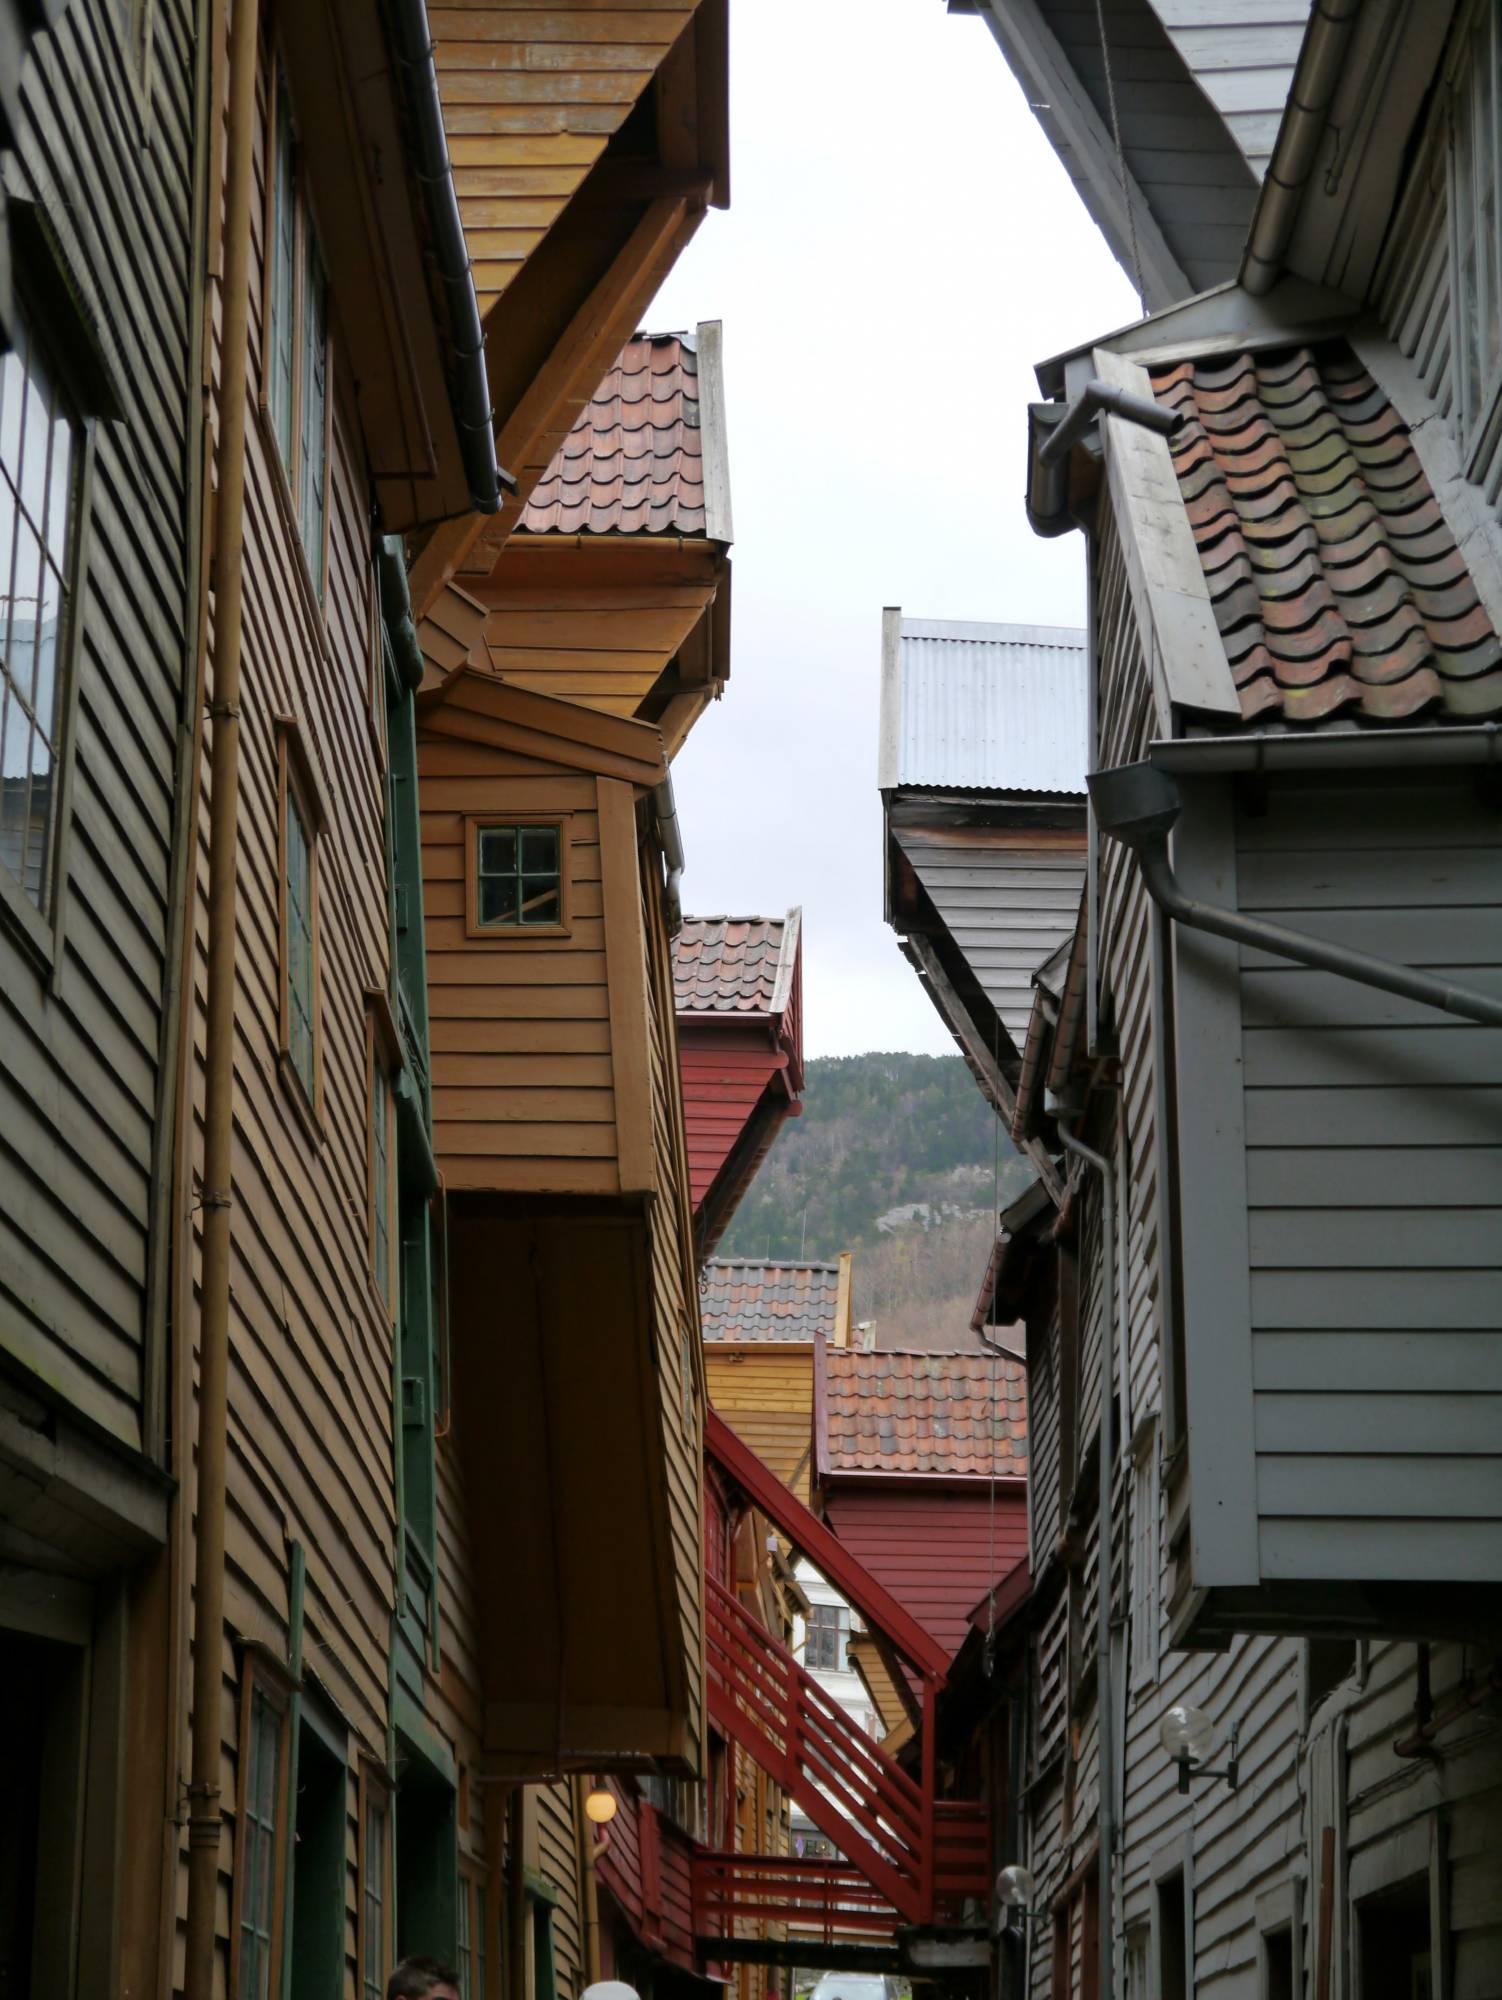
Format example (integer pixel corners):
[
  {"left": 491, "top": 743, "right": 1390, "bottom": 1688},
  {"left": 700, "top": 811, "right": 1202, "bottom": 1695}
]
[
  {"left": 0, "top": 0, "right": 202, "bottom": 1988},
  {"left": 886, "top": 4, "right": 1502, "bottom": 1996},
  {"left": 701, "top": 1256, "right": 851, "bottom": 1505}
]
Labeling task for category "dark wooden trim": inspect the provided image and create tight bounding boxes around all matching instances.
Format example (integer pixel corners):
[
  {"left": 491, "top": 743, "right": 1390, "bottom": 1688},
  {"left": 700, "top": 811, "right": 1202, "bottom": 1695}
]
[{"left": 597, "top": 777, "right": 654, "bottom": 1197}]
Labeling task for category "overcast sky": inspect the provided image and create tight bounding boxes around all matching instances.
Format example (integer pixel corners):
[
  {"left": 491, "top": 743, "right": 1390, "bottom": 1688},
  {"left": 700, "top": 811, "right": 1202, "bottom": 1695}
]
[{"left": 647, "top": 1, "right": 1138, "bottom": 1058}]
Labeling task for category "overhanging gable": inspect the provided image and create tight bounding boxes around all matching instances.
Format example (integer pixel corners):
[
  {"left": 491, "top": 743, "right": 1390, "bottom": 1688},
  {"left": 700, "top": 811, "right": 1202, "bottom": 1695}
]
[{"left": 417, "top": 665, "right": 668, "bottom": 787}]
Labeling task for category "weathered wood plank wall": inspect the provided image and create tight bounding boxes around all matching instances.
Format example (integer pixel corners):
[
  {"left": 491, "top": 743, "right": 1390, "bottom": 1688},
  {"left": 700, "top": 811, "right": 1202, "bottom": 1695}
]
[{"left": 0, "top": 0, "right": 196, "bottom": 1450}]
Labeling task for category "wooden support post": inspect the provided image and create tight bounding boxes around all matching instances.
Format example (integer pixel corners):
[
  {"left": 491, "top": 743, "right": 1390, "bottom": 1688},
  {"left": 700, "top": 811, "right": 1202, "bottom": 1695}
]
[{"left": 920, "top": 1677, "right": 937, "bottom": 1925}]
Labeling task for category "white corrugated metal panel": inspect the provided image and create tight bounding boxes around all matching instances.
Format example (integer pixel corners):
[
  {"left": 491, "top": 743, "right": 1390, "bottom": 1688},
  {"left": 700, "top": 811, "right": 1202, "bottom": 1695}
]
[{"left": 884, "top": 616, "right": 1089, "bottom": 796}]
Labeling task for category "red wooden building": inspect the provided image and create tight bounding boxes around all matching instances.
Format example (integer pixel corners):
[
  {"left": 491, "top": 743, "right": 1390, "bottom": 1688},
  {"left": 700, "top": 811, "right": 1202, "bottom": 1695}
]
[
  {"left": 815, "top": 1346, "right": 1030, "bottom": 1720},
  {"left": 672, "top": 913, "right": 804, "bottom": 1254}
]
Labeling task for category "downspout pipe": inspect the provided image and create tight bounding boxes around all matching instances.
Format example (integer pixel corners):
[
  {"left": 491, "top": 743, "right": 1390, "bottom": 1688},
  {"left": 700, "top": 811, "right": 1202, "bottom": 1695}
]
[
  {"left": 1031, "top": 381, "right": 1182, "bottom": 532},
  {"left": 1088, "top": 760, "right": 1502, "bottom": 1027},
  {"left": 183, "top": 0, "right": 261, "bottom": 1991},
  {"left": 389, "top": 0, "right": 510, "bottom": 515},
  {"left": 653, "top": 767, "right": 685, "bottom": 936},
  {"left": 1243, "top": 0, "right": 1363, "bottom": 295},
  {"left": 1052, "top": 1108, "right": 1115, "bottom": 2000}
]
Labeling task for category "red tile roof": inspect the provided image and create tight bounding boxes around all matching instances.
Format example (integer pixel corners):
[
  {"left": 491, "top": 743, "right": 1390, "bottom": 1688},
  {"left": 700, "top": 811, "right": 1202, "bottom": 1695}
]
[
  {"left": 520, "top": 332, "right": 706, "bottom": 538},
  {"left": 1153, "top": 343, "right": 1502, "bottom": 726},
  {"left": 821, "top": 1350, "right": 1028, "bottom": 1479},
  {"left": 701, "top": 1259, "right": 841, "bottom": 1344},
  {"left": 673, "top": 914, "right": 798, "bottom": 1016}
]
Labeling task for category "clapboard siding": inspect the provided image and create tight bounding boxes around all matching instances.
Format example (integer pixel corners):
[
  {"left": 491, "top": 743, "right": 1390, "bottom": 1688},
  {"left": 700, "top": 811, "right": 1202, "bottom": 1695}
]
[
  {"left": 824, "top": 1487, "right": 1029, "bottom": 1662},
  {"left": 537, "top": 1782, "right": 586, "bottom": 1998},
  {"left": 642, "top": 838, "right": 706, "bottom": 1772},
  {"left": 420, "top": 758, "right": 619, "bottom": 1192},
  {"left": 1229, "top": 774, "right": 1502, "bottom": 1577},
  {"left": 0, "top": 0, "right": 195, "bottom": 1449},
  {"left": 896, "top": 826, "right": 1086, "bottom": 1050},
  {"left": 703, "top": 1349, "right": 814, "bottom": 1503}
]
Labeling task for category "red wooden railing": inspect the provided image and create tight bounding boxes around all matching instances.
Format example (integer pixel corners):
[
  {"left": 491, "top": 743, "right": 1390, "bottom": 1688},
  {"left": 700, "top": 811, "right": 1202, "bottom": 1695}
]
[
  {"left": 693, "top": 1852, "right": 901, "bottom": 1942},
  {"left": 702, "top": 1575, "right": 988, "bottom": 1930}
]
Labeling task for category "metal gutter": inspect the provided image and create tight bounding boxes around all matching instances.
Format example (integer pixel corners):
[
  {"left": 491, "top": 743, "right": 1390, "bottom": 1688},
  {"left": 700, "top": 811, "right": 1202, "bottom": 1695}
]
[
  {"left": 389, "top": 0, "right": 507, "bottom": 514},
  {"left": 1089, "top": 759, "right": 1502, "bottom": 1027},
  {"left": 376, "top": 533, "right": 426, "bottom": 692},
  {"left": 1147, "top": 723, "right": 1502, "bottom": 776},
  {"left": 1243, "top": 0, "right": 1364, "bottom": 296},
  {"left": 653, "top": 766, "right": 685, "bottom": 936}
]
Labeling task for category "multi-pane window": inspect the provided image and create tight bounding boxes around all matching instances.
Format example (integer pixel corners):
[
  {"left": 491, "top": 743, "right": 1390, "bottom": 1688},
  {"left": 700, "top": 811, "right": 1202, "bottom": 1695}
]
[
  {"left": 0, "top": 308, "right": 79, "bottom": 920},
  {"left": 804, "top": 1602, "right": 848, "bottom": 1672},
  {"left": 237, "top": 1680, "right": 284, "bottom": 2000},
  {"left": 285, "top": 784, "right": 315, "bottom": 1096},
  {"left": 1452, "top": 0, "right": 1502, "bottom": 452},
  {"left": 458, "top": 1871, "right": 488, "bottom": 2000},
  {"left": 360, "top": 1773, "right": 390, "bottom": 2000},
  {"left": 475, "top": 823, "right": 561, "bottom": 928},
  {"left": 267, "top": 70, "right": 329, "bottom": 595},
  {"left": 369, "top": 1033, "right": 394, "bottom": 1309}
]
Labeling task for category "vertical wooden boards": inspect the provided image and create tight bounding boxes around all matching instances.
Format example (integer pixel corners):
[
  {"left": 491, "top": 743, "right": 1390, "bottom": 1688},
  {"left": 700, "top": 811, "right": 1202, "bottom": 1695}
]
[
  {"left": 598, "top": 776, "right": 654, "bottom": 1198},
  {"left": 1167, "top": 776, "right": 1260, "bottom": 1588}
]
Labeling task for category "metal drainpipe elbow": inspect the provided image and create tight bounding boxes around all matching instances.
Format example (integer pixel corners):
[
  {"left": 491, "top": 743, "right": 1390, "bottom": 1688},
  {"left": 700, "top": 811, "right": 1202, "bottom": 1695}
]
[{"left": 652, "top": 772, "right": 685, "bottom": 936}]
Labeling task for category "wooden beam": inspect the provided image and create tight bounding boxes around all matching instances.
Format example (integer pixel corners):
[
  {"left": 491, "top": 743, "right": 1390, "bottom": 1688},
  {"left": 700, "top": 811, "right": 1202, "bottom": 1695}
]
[
  {"left": 597, "top": 777, "right": 657, "bottom": 1198},
  {"left": 410, "top": 190, "right": 706, "bottom": 619}
]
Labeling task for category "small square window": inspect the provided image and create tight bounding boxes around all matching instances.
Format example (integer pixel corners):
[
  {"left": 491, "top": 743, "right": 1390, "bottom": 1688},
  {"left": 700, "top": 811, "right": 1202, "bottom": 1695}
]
[{"left": 470, "top": 819, "right": 566, "bottom": 934}]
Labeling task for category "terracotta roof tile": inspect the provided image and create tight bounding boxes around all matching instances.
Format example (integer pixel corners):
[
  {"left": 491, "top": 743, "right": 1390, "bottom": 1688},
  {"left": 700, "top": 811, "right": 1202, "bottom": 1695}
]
[
  {"left": 520, "top": 332, "right": 707, "bottom": 539},
  {"left": 701, "top": 1259, "right": 841, "bottom": 1344},
  {"left": 1152, "top": 343, "right": 1502, "bottom": 727},
  {"left": 821, "top": 1351, "right": 1028, "bottom": 1479},
  {"left": 673, "top": 915, "right": 791, "bottom": 1015}
]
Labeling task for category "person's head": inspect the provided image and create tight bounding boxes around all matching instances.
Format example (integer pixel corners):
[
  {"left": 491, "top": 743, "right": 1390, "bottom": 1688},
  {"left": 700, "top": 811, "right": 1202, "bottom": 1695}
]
[{"left": 387, "top": 1957, "right": 461, "bottom": 2000}]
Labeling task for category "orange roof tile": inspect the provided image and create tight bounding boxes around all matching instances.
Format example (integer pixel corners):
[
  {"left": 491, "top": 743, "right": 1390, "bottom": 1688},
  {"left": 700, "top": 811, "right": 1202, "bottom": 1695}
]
[
  {"left": 701, "top": 1260, "right": 841, "bottom": 1344},
  {"left": 821, "top": 1350, "right": 1028, "bottom": 1480},
  {"left": 519, "top": 332, "right": 707, "bottom": 539},
  {"left": 673, "top": 914, "right": 796, "bottom": 1016},
  {"left": 1152, "top": 343, "right": 1502, "bottom": 726}
]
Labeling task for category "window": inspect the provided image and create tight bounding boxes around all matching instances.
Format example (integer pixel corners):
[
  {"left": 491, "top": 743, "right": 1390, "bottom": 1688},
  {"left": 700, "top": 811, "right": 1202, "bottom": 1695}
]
[
  {"left": 1156, "top": 1867, "right": 1188, "bottom": 2000},
  {"left": 1262, "top": 1926, "right": 1295, "bottom": 2000},
  {"left": 265, "top": 70, "right": 330, "bottom": 597},
  {"left": 367, "top": 1000, "right": 399, "bottom": 1312},
  {"left": 0, "top": 304, "right": 80, "bottom": 926},
  {"left": 1129, "top": 1428, "right": 1159, "bottom": 1692},
  {"left": 359, "top": 1766, "right": 392, "bottom": 2000},
  {"left": 276, "top": 720, "right": 324, "bottom": 1124},
  {"left": 288, "top": 1716, "right": 346, "bottom": 1998},
  {"left": 457, "top": 1868, "right": 488, "bottom": 2000},
  {"left": 804, "top": 1602, "right": 849, "bottom": 1672},
  {"left": 468, "top": 820, "right": 565, "bottom": 934},
  {"left": 235, "top": 1669, "right": 289, "bottom": 2000},
  {"left": 1125, "top": 1928, "right": 1151, "bottom": 2000}
]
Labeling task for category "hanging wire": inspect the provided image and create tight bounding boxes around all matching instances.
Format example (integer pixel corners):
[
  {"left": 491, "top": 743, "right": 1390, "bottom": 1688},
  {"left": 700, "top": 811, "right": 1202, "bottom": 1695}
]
[
  {"left": 983, "top": 1013, "right": 1003, "bottom": 1676},
  {"left": 1094, "top": 0, "right": 1147, "bottom": 311}
]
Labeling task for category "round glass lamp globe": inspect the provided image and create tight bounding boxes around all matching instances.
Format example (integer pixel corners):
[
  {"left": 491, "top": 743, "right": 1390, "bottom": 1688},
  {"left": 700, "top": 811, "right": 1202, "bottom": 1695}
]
[
  {"left": 584, "top": 1787, "right": 618, "bottom": 1825},
  {"left": 995, "top": 1864, "right": 1035, "bottom": 1910},
  {"left": 1159, "top": 1702, "right": 1215, "bottom": 1766}
]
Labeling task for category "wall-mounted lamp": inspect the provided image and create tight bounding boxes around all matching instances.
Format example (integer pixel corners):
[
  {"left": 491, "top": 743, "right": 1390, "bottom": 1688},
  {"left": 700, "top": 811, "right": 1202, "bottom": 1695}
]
[
  {"left": 1159, "top": 1703, "right": 1240, "bottom": 1795},
  {"left": 584, "top": 1786, "right": 618, "bottom": 1825},
  {"left": 994, "top": 1863, "right": 1037, "bottom": 1932}
]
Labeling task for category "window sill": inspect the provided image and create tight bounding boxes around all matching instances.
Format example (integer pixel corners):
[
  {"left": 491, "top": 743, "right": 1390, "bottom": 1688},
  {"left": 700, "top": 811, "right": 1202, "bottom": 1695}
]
[
  {"left": 465, "top": 922, "right": 572, "bottom": 946},
  {"left": 0, "top": 863, "right": 59, "bottom": 983},
  {"left": 277, "top": 1048, "right": 324, "bottom": 1149}
]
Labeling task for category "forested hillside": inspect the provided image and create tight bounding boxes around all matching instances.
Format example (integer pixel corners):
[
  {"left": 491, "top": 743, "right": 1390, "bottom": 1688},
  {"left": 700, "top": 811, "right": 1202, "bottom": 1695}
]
[{"left": 717, "top": 1053, "right": 1032, "bottom": 1345}]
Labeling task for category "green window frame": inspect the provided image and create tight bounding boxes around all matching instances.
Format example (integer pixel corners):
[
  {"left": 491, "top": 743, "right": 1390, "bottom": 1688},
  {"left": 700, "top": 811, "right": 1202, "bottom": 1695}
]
[
  {"left": 360, "top": 1764, "right": 392, "bottom": 2000},
  {"left": 285, "top": 784, "right": 315, "bottom": 1096},
  {"left": 368, "top": 1009, "right": 395, "bottom": 1311},
  {"left": 0, "top": 298, "right": 81, "bottom": 924},
  {"left": 531, "top": 1893, "right": 556, "bottom": 2000},
  {"left": 457, "top": 1873, "right": 472, "bottom": 1998},
  {"left": 265, "top": 68, "right": 330, "bottom": 600},
  {"left": 468, "top": 819, "right": 566, "bottom": 935}
]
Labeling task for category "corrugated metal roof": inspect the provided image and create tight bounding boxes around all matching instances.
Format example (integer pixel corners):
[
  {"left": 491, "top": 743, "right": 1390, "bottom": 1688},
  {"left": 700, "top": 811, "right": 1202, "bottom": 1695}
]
[{"left": 881, "top": 616, "right": 1088, "bottom": 796}]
